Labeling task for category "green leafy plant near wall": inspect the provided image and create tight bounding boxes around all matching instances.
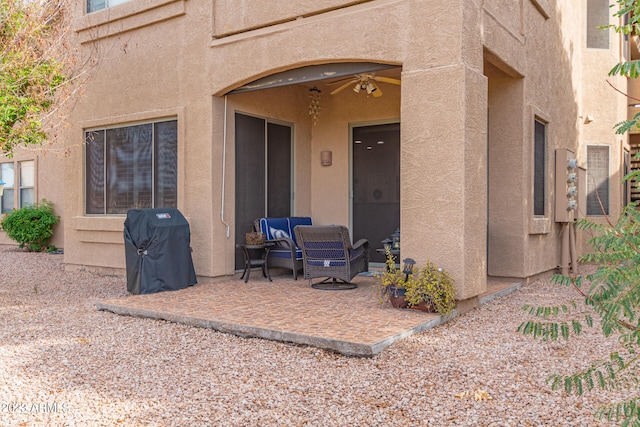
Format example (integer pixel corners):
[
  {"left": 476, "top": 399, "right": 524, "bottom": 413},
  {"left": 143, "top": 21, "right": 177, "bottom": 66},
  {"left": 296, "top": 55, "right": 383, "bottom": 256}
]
[
  {"left": 516, "top": 2, "right": 640, "bottom": 425},
  {"left": 376, "top": 248, "right": 456, "bottom": 316},
  {"left": 1, "top": 199, "right": 59, "bottom": 252}
]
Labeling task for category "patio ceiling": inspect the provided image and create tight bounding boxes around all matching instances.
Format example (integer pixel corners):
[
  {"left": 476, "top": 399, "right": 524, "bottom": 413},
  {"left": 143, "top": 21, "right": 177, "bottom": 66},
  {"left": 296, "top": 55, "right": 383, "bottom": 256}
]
[{"left": 229, "top": 62, "right": 401, "bottom": 94}]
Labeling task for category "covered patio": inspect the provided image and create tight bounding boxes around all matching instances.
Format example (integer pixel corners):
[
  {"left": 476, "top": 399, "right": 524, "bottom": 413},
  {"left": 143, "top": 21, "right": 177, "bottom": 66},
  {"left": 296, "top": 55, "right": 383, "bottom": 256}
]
[{"left": 96, "top": 271, "right": 520, "bottom": 357}]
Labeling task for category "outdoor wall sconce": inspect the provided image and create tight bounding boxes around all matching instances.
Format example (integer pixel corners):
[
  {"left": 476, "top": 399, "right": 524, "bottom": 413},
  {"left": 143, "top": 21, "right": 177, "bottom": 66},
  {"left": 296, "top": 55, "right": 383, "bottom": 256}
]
[
  {"left": 402, "top": 258, "right": 416, "bottom": 281},
  {"left": 321, "top": 150, "right": 332, "bottom": 166},
  {"left": 0, "top": 180, "right": 5, "bottom": 197},
  {"left": 391, "top": 228, "right": 400, "bottom": 250}
]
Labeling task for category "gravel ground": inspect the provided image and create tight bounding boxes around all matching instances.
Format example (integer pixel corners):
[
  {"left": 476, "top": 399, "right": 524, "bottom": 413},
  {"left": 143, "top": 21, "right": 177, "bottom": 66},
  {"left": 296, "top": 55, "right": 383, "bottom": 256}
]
[{"left": 0, "top": 246, "right": 629, "bottom": 426}]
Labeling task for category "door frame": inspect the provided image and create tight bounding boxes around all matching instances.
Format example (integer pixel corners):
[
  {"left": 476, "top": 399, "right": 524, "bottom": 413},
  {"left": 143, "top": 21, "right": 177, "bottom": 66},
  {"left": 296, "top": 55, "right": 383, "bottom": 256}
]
[{"left": 349, "top": 118, "right": 401, "bottom": 266}]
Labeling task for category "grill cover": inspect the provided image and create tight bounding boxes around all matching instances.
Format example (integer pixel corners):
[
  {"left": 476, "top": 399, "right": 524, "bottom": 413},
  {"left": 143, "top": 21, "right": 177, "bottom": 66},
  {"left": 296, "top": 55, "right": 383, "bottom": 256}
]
[{"left": 124, "top": 208, "right": 197, "bottom": 294}]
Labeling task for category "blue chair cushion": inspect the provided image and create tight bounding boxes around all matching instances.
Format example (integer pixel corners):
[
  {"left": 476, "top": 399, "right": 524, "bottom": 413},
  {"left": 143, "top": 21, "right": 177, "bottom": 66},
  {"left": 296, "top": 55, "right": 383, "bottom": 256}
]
[
  {"left": 288, "top": 217, "right": 312, "bottom": 246},
  {"left": 270, "top": 248, "right": 303, "bottom": 260},
  {"left": 308, "top": 259, "right": 347, "bottom": 267}
]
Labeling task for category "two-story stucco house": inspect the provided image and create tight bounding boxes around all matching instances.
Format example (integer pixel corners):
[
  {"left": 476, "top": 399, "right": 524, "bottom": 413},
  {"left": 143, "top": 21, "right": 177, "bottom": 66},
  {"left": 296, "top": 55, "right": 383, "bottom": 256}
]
[{"left": 0, "top": 0, "right": 633, "bottom": 310}]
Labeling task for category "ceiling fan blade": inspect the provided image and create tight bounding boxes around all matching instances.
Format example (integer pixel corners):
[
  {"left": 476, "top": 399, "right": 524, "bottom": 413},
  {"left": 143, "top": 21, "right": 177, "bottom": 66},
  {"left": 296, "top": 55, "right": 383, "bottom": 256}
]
[
  {"left": 373, "top": 76, "right": 401, "bottom": 85},
  {"left": 330, "top": 80, "right": 358, "bottom": 95},
  {"left": 372, "top": 83, "right": 383, "bottom": 97},
  {"left": 326, "top": 77, "right": 357, "bottom": 86}
]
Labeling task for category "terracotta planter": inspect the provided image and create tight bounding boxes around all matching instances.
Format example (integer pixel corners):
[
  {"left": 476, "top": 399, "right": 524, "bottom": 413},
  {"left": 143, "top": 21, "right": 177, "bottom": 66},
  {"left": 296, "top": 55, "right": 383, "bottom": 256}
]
[
  {"left": 388, "top": 286, "right": 409, "bottom": 309},
  {"left": 411, "top": 300, "right": 436, "bottom": 313}
]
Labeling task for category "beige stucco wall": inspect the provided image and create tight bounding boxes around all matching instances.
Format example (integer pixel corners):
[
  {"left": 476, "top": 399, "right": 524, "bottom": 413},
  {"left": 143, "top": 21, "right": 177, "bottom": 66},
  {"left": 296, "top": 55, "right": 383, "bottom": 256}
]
[
  {"left": 0, "top": 148, "right": 66, "bottom": 250},
  {"left": 61, "top": 0, "right": 629, "bottom": 300}
]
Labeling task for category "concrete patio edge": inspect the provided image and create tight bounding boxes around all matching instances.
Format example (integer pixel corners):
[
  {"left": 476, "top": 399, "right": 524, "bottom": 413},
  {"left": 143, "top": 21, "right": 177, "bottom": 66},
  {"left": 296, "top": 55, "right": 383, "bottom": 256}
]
[
  {"left": 96, "top": 301, "right": 455, "bottom": 357},
  {"left": 96, "top": 282, "right": 523, "bottom": 357}
]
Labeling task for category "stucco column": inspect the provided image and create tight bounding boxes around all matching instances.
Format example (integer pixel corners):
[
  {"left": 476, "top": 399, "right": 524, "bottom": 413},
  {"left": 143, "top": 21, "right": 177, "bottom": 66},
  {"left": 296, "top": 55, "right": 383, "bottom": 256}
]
[{"left": 400, "top": 65, "right": 487, "bottom": 300}]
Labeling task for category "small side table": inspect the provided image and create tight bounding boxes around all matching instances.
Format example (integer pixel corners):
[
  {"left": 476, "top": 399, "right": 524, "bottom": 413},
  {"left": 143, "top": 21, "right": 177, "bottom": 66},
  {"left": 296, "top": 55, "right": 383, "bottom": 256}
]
[{"left": 236, "top": 243, "right": 272, "bottom": 283}]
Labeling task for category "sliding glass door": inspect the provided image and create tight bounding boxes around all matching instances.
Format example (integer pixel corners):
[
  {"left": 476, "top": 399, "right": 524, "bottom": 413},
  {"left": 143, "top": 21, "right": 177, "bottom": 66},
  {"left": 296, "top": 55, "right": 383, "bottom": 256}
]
[
  {"left": 235, "top": 113, "right": 292, "bottom": 269},
  {"left": 352, "top": 122, "right": 400, "bottom": 264}
]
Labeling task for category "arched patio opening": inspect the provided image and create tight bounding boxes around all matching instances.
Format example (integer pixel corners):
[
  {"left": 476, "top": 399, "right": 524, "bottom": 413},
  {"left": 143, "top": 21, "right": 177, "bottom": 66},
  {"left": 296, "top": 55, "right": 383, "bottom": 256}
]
[{"left": 224, "top": 62, "right": 403, "bottom": 269}]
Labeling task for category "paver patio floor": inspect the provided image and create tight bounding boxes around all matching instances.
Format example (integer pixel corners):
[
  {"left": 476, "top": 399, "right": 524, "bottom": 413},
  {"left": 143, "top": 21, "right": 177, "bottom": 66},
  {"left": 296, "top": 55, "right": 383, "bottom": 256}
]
[{"left": 97, "top": 270, "right": 520, "bottom": 356}]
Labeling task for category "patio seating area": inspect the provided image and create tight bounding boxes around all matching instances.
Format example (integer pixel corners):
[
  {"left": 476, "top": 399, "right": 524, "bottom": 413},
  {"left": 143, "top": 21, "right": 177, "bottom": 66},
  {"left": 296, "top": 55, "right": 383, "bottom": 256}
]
[{"left": 97, "top": 269, "right": 521, "bottom": 357}]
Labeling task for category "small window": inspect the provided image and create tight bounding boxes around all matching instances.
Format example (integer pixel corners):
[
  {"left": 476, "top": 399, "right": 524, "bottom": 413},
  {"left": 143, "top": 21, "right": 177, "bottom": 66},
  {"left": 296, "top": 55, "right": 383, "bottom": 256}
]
[
  {"left": 0, "top": 163, "right": 15, "bottom": 214},
  {"left": 19, "top": 161, "right": 34, "bottom": 208},
  {"left": 85, "top": 119, "right": 178, "bottom": 215},
  {"left": 587, "top": 0, "right": 609, "bottom": 49},
  {"left": 533, "top": 119, "right": 546, "bottom": 216},
  {"left": 87, "top": 0, "right": 131, "bottom": 13},
  {"left": 587, "top": 145, "right": 610, "bottom": 215},
  {"left": 624, "top": 150, "right": 631, "bottom": 206}
]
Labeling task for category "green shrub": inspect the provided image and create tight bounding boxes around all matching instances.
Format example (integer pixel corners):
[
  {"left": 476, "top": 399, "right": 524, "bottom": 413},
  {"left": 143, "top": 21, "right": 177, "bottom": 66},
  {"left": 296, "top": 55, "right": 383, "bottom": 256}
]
[{"left": 1, "top": 199, "right": 60, "bottom": 252}]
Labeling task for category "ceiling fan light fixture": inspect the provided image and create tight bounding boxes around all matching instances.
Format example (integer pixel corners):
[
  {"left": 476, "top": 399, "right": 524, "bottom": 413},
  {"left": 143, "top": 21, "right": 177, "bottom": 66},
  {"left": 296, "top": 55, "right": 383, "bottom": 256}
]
[
  {"left": 366, "top": 81, "right": 377, "bottom": 94},
  {"left": 353, "top": 83, "right": 361, "bottom": 93}
]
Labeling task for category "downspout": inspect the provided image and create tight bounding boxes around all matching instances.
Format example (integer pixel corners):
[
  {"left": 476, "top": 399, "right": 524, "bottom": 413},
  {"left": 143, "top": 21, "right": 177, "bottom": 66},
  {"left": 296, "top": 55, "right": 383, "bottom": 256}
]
[
  {"left": 560, "top": 223, "right": 570, "bottom": 276},
  {"left": 221, "top": 95, "right": 230, "bottom": 238},
  {"left": 569, "top": 221, "right": 578, "bottom": 274}
]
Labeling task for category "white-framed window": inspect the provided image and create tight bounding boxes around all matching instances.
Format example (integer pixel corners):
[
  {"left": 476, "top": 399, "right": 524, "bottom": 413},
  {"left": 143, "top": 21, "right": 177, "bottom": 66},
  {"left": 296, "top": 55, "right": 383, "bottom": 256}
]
[
  {"left": 586, "top": 145, "right": 610, "bottom": 215},
  {"left": 0, "top": 163, "right": 15, "bottom": 214},
  {"left": 87, "top": 0, "right": 131, "bottom": 13},
  {"left": 85, "top": 119, "right": 178, "bottom": 215},
  {"left": 19, "top": 161, "right": 35, "bottom": 208},
  {"left": 0, "top": 160, "right": 34, "bottom": 213}
]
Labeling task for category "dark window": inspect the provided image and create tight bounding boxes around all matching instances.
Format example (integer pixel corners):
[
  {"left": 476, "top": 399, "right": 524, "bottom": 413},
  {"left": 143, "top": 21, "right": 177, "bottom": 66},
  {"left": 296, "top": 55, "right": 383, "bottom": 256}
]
[
  {"left": 587, "top": 0, "right": 609, "bottom": 49},
  {"left": 85, "top": 120, "right": 177, "bottom": 215},
  {"left": 587, "top": 145, "right": 609, "bottom": 215},
  {"left": 534, "top": 120, "right": 546, "bottom": 216},
  {"left": 624, "top": 150, "right": 631, "bottom": 206},
  {"left": 234, "top": 113, "right": 292, "bottom": 270}
]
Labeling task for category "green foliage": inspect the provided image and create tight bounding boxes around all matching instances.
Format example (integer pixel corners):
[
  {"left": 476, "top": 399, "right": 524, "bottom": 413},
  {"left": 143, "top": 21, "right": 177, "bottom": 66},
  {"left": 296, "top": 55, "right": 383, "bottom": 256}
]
[
  {"left": 403, "top": 261, "right": 456, "bottom": 316},
  {"left": 1, "top": 199, "right": 59, "bottom": 251},
  {"left": 0, "top": 0, "right": 70, "bottom": 156},
  {"left": 608, "top": 1, "right": 640, "bottom": 136},
  {"left": 518, "top": 4, "right": 640, "bottom": 423},
  {"left": 375, "top": 248, "right": 456, "bottom": 315},
  {"left": 518, "top": 204, "right": 640, "bottom": 425}
]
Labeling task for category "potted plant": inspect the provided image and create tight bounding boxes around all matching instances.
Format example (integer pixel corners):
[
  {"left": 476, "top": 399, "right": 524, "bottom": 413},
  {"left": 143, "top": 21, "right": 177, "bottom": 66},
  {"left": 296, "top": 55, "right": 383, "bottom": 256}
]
[
  {"left": 376, "top": 248, "right": 457, "bottom": 315},
  {"left": 375, "top": 248, "right": 411, "bottom": 308},
  {"left": 404, "top": 261, "right": 456, "bottom": 315}
]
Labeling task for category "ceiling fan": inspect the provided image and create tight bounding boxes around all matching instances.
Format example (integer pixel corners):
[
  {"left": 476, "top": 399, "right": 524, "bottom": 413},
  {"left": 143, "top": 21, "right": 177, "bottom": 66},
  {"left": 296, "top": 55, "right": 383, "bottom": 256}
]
[{"left": 329, "top": 73, "right": 401, "bottom": 97}]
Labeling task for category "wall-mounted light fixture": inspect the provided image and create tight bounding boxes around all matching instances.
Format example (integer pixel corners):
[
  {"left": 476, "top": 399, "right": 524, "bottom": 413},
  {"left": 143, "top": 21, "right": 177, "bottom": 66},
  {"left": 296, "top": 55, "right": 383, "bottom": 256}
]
[{"left": 321, "top": 150, "right": 332, "bottom": 166}]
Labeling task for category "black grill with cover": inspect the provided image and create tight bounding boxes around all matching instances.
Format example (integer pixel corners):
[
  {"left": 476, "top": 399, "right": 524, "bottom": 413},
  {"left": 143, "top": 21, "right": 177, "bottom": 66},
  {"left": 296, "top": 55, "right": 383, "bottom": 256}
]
[{"left": 124, "top": 208, "right": 197, "bottom": 295}]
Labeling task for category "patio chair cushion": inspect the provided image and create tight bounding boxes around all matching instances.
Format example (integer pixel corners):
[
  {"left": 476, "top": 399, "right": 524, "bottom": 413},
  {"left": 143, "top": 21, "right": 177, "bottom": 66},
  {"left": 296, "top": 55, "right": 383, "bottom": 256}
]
[
  {"left": 255, "top": 216, "right": 313, "bottom": 280},
  {"left": 258, "top": 217, "right": 312, "bottom": 248},
  {"left": 270, "top": 248, "right": 303, "bottom": 259},
  {"left": 304, "top": 242, "right": 366, "bottom": 268},
  {"left": 294, "top": 225, "right": 369, "bottom": 288}
]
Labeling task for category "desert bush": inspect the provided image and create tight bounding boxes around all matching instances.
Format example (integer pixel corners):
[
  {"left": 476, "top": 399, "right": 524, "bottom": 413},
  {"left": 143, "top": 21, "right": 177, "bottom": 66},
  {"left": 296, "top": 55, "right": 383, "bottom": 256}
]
[{"left": 1, "top": 199, "right": 60, "bottom": 251}]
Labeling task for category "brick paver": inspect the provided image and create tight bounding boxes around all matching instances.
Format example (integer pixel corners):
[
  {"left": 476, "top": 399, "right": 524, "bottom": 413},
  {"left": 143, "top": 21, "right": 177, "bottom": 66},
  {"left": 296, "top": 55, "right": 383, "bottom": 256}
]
[{"left": 97, "top": 271, "right": 518, "bottom": 356}]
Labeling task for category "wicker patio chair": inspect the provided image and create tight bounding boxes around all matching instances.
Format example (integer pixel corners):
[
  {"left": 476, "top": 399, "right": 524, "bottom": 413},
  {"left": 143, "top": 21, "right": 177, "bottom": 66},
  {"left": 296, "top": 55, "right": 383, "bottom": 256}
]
[{"left": 293, "top": 225, "right": 369, "bottom": 290}]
